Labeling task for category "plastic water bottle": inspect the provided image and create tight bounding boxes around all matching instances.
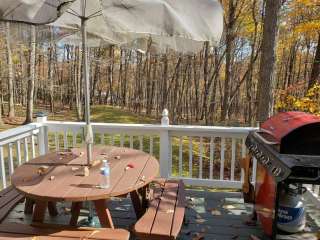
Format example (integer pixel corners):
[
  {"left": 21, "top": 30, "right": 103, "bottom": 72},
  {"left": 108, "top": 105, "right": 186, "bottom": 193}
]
[{"left": 100, "top": 160, "right": 110, "bottom": 189}]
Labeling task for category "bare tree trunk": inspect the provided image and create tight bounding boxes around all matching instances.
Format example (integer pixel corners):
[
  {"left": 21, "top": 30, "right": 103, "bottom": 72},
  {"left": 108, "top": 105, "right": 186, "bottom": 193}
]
[
  {"left": 107, "top": 46, "right": 114, "bottom": 105},
  {"left": 220, "top": 0, "right": 236, "bottom": 122},
  {"left": 48, "top": 27, "right": 55, "bottom": 113},
  {"left": 5, "top": 22, "right": 15, "bottom": 119},
  {"left": 25, "top": 25, "right": 36, "bottom": 124},
  {"left": 75, "top": 47, "right": 82, "bottom": 120},
  {"left": 201, "top": 42, "right": 210, "bottom": 123},
  {"left": 0, "top": 85, "right": 2, "bottom": 125},
  {"left": 256, "top": 0, "right": 281, "bottom": 122},
  {"left": 308, "top": 33, "right": 320, "bottom": 89}
]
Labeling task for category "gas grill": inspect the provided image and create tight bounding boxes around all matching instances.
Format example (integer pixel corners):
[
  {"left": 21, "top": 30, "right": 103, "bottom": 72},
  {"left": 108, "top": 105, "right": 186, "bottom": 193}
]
[{"left": 245, "top": 111, "right": 320, "bottom": 239}]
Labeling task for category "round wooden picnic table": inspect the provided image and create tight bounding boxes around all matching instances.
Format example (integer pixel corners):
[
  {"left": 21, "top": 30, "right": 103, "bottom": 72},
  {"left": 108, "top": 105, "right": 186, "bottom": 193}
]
[{"left": 11, "top": 146, "right": 159, "bottom": 228}]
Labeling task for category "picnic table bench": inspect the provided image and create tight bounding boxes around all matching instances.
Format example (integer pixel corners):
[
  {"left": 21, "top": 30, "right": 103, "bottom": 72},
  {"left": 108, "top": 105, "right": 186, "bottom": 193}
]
[
  {"left": 134, "top": 179, "right": 186, "bottom": 240},
  {"left": 0, "top": 222, "right": 130, "bottom": 240},
  {"left": 0, "top": 186, "right": 130, "bottom": 240},
  {"left": 0, "top": 186, "right": 24, "bottom": 223}
]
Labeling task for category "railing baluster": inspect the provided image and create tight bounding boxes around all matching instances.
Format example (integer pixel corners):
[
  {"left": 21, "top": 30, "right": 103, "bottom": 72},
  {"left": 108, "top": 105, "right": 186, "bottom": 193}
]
[
  {"left": 220, "top": 137, "right": 225, "bottom": 180},
  {"left": 31, "top": 135, "right": 36, "bottom": 159},
  {"left": 169, "top": 136, "right": 172, "bottom": 177},
  {"left": 110, "top": 135, "right": 114, "bottom": 146},
  {"left": 0, "top": 146, "right": 6, "bottom": 188},
  {"left": 179, "top": 136, "right": 183, "bottom": 176},
  {"left": 189, "top": 136, "right": 193, "bottom": 178},
  {"left": 231, "top": 138, "right": 236, "bottom": 181},
  {"left": 149, "top": 136, "right": 153, "bottom": 155},
  {"left": 199, "top": 137, "right": 203, "bottom": 179},
  {"left": 241, "top": 137, "right": 246, "bottom": 182},
  {"left": 129, "top": 135, "right": 133, "bottom": 149},
  {"left": 72, "top": 131, "right": 77, "bottom": 147},
  {"left": 63, "top": 130, "right": 68, "bottom": 149},
  {"left": 8, "top": 143, "right": 14, "bottom": 175},
  {"left": 23, "top": 137, "right": 29, "bottom": 162},
  {"left": 100, "top": 133, "right": 105, "bottom": 145},
  {"left": 209, "top": 137, "right": 214, "bottom": 179},
  {"left": 120, "top": 134, "right": 124, "bottom": 147},
  {"left": 16, "top": 140, "right": 22, "bottom": 166},
  {"left": 139, "top": 136, "right": 143, "bottom": 151},
  {"left": 55, "top": 132, "right": 59, "bottom": 151}
]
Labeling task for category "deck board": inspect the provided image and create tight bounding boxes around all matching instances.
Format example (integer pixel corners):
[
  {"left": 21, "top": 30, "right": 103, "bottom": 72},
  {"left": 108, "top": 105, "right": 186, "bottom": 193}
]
[{"left": 2, "top": 187, "right": 320, "bottom": 240}]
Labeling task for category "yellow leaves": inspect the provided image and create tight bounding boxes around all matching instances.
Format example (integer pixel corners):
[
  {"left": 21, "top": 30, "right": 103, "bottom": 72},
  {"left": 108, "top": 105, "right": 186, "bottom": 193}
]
[
  {"left": 294, "top": 20, "right": 320, "bottom": 35},
  {"left": 293, "top": 0, "right": 320, "bottom": 8},
  {"left": 275, "top": 83, "right": 320, "bottom": 116}
]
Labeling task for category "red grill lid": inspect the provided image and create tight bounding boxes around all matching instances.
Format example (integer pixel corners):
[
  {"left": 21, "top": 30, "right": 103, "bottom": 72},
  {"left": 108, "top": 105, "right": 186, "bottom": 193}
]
[{"left": 260, "top": 111, "right": 320, "bottom": 143}]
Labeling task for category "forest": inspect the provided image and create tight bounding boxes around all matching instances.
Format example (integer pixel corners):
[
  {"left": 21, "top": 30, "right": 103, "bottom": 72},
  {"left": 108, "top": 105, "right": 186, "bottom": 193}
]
[{"left": 0, "top": 0, "right": 319, "bottom": 126}]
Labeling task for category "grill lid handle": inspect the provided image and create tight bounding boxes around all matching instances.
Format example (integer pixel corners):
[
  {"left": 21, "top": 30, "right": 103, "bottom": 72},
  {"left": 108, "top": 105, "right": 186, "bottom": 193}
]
[{"left": 254, "top": 131, "right": 279, "bottom": 145}]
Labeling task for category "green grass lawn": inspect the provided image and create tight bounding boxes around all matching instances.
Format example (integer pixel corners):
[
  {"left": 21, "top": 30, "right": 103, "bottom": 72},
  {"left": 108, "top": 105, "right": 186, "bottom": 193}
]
[{"left": 0, "top": 104, "right": 158, "bottom": 132}]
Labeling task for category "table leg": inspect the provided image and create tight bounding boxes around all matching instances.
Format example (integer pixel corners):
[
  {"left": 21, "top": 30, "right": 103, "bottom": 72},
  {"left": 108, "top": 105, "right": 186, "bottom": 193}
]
[
  {"left": 70, "top": 202, "right": 82, "bottom": 226},
  {"left": 32, "top": 200, "right": 47, "bottom": 223},
  {"left": 24, "top": 197, "right": 35, "bottom": 214},
  {"left": 93, "top": 199, "right": 114, "bottom": 229},
  {"left": 48, "top": 202, "right": 58, "bottom": 216}
]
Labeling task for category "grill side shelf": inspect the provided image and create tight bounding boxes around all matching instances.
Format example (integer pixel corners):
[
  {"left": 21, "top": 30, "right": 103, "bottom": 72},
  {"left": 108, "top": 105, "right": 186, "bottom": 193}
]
[{"left": 245, "top": 132, "right": 291, "bottom": 182}]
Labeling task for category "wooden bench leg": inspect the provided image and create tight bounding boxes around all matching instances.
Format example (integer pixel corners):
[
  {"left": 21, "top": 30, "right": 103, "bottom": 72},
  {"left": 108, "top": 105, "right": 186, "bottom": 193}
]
[
  {"left": 48, "top": 202, "right": 58, "bottom": 216},
  {"left": 140, "top": 186, "right": 148, "bottom": 210},
  {"left": 24, "top": 198, "right": 35, "bottom": 214},
  {"left": 70, "top": 202, "right": 82, "bottom": 226},
  {"left": 32, "top": 200, "right": 47, "bottom": 223},
  {"left": 93, "top": 199, "right": 114, "bottom": 229},
  {"left": 130, "top": 189, "right": 146, "bottom": 219}
]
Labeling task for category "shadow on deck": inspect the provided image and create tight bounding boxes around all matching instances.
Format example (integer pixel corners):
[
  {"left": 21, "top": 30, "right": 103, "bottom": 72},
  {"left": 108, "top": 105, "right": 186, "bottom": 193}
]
[{"left": 3, "top": 188, "right": 320, "bottom": 240}]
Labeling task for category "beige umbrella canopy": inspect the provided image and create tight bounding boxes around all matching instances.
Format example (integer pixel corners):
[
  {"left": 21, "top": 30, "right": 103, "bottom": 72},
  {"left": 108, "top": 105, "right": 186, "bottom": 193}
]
[{"left": 0, "top": 0, "right": 224, "bottom": 165}]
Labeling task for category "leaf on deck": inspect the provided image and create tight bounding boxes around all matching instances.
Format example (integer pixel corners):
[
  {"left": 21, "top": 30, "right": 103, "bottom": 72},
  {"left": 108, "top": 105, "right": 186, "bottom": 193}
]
[
  {"left": 192, "top": 232, "right": 205, "bottom": 240},
  {"left": 223, "top": 204, "right": 236, "bottom": 209},
  {"left": 249, "top": 235, "right": 261, "bottom": 240},
  {"left": 207, "top": 208, "right": 222, "bottom": 215}
]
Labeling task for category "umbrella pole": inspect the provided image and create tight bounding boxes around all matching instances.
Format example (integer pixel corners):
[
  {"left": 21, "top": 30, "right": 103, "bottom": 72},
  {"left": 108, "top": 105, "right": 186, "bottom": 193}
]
[{"left": 81, "top": 16, "right": 92, "bottom": 166}]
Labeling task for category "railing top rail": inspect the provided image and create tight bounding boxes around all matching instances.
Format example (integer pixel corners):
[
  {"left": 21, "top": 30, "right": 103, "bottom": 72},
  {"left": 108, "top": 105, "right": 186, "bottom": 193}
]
[
  {"left": 44, "top": 121, "right": 257, "bottom": 134},
  {"left": 0, "top": 123, "right": 41, "bottom": 145}
]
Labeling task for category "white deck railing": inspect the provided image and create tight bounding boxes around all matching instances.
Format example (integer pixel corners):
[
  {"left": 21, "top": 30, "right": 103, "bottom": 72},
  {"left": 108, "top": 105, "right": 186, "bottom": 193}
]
[
  {"left": 0, "top": 110, "right": 255, "bottom": 189},
  {"left": 0, "top": 123, "right": 42, "bottom": 188},
  {"left": 0, "top": 109, "right": 318, "bottom": 205}
]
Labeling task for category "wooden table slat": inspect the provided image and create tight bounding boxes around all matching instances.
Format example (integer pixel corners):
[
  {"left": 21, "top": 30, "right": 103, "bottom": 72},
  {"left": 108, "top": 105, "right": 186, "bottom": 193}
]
[{"left": 110, "top": 154, "right": 150, "bottom": 197}]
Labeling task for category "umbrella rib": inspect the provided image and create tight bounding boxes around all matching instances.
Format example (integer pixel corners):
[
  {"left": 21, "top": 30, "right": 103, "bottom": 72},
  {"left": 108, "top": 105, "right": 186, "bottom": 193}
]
[
  {"left": 66, "top": 9, "right": 81, "bottom": 18},
  {"left": 86, "top": 10, "right": 102, "bottom": 19},
  {"left": 43, "top": 1, "right": 59, "bottom": 9},
  {"left": 2, "top": 3, "right": 23, "bottom": 18}
]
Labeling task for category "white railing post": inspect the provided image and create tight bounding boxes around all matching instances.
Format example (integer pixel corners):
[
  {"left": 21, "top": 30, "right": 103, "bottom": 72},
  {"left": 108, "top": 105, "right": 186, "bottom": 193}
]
[
  {"left": 159, "top": 109, "right": 170, "bottom": 178},
  {"left": 37, "top": 115, "right": 49, "bottom": 155}
]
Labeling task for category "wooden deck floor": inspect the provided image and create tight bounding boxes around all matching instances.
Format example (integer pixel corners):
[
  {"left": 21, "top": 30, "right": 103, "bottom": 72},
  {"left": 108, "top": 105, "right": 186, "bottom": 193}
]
[{"left": 3, "top": 188, "right": 320, "bottom": 240}]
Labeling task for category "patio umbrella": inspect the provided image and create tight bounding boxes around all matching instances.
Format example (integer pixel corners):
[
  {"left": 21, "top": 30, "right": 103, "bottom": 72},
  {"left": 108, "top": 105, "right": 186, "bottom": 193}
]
[{"left": 0, "top": 0, "right": 224, "bottom": 166}]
